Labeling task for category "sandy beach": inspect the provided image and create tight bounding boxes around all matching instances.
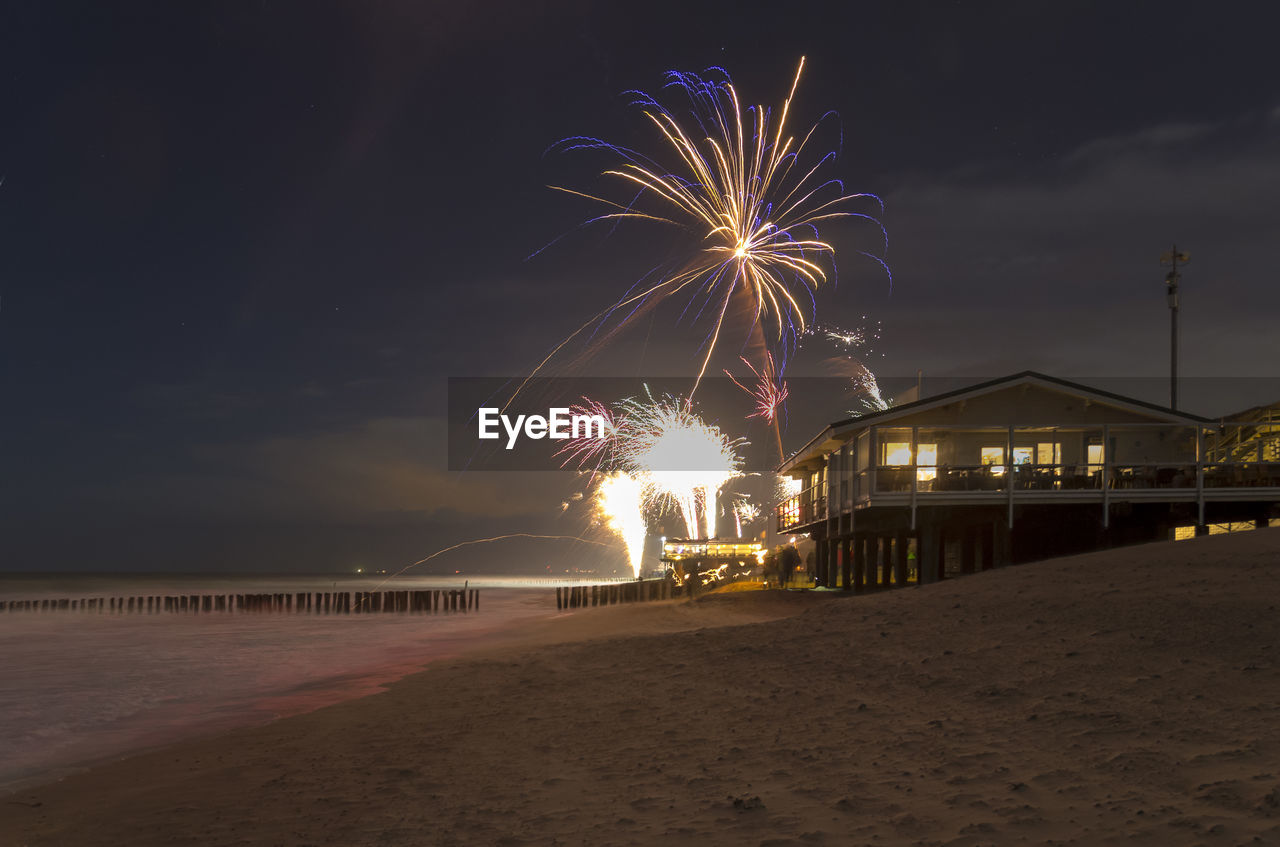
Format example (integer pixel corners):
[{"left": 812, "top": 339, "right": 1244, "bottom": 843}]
[{"left": 3, "top": 529, "right": 1279, "bottom": 846}]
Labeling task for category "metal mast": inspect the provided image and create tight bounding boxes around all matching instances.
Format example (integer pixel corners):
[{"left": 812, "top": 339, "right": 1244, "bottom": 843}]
[{"left": 1160, "top": 245, "right": 1189, "bottom": 410}]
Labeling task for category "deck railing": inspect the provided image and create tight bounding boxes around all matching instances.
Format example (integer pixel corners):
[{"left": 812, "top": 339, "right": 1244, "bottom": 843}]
[{"left": 777, "top": 459, "right": 1280, "bottom": 532}]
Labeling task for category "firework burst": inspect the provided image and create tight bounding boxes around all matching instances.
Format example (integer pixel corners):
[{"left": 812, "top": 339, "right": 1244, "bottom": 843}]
[
  {"left": 731, "top": 497, "right": 761, "bottom": 537},
  {"left": 613, "top": 392, "right": 744, "bottom": 539},
  {"left": 554, "top": 397, "right": 621, "bottom": 479},
  {"left": 725, "top": 351, "right": 788, "bottom": 462},
  {"left": 565, "top": 390, "right": 745, "bottom": 554},
  {"left": 801, "top": 319, "right": 890, "bottom": 414},
  {"left": 725, "top": 352, "right": 789, "bottom": 425},
  {"left": 807, "top": 318, "right": 883, "bottom": 356},
  {"left": 524, "top": 58, "right": 888, "bottom": 403}
]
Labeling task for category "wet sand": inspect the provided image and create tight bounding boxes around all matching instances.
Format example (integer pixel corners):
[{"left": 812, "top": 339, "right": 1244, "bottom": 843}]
[{"left": 3, "top": 529, "right": 1279, "bottom": 846}]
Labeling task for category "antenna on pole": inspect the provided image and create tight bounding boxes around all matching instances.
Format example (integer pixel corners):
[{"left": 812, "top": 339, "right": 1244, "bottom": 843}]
[{"left": 1159, "top": 245, "right": 1189, "bottom": 410}]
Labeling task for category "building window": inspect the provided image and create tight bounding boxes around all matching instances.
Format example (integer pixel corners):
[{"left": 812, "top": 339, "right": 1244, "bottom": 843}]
[
  {"left": 882, "top": 442, "right": 912, "bottom": 466},
  {"left": 879, "top": 441, "right": 938, "bottom": 481},
  {"left": 981, "top": 446, "right": 1006, "bottom": 475},
  {"left": 917, "top": 443, "right": 937, "bottom": 481},
  {"left": 1036, "top": 442, "right": 1061, "bottom": 466}
]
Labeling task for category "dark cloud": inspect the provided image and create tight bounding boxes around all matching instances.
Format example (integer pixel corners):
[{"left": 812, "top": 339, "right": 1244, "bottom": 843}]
[
  {"left": 871, "top": 115, "right": 1280, "bottom": 380},
  {"left": 2, "top": 2, "right": 1277, "bottom": 572},
  {"left": 91, "top": 417, "right": 550, "bottom": 522}
]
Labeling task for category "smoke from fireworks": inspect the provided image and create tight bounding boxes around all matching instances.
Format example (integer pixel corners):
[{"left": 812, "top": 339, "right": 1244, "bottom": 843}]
[{"left": 523, "top": 57, "right": 888, "bottom": 403}]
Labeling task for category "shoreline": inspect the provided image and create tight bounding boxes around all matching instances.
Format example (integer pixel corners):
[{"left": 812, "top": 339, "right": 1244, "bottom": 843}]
[
  {"left": 5, "top": 530, "right": 1279, "bottom": 845},
  {"left": 0, "top": 589, "right": 819, "bottom": 797},
  {"left": 0, "top": 585, "right": 560, "bottom": 794}
]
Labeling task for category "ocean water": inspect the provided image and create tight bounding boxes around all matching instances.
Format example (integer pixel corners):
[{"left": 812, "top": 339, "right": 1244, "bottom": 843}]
[{"left": 0, "top": 574, "right": 598, "bottom": 791}]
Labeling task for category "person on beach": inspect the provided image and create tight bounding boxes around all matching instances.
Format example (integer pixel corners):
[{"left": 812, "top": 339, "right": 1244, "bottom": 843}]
[
  {"left": 762, "top": 548, "right": 780, "bottom": 588},
  {"left": 782, "top": 546, "right": 801, "bottom": 589}
]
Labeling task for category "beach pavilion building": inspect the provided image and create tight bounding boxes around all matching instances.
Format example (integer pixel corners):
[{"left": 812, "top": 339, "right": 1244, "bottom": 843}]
[{"left": 775, "top": 372, "right": 1279, "bottom": 590}]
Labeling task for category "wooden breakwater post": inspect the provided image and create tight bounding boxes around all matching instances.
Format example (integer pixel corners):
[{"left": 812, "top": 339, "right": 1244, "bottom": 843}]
[
  {"left": 553, "top": 578, "right": 672, "bottom": 611},
  {"left": 0, "top": 587, "right": 479, "bottom": 616}
]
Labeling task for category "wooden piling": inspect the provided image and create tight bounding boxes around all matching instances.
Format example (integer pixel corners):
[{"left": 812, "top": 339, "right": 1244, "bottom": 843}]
[{"left": 0, "top": 584, "right": 493, "bottom": 616}]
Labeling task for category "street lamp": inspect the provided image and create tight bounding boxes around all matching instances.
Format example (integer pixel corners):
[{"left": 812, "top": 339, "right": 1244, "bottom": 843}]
[{"left": 1159, "top": 245, "right": 1189, "bottom": 411}]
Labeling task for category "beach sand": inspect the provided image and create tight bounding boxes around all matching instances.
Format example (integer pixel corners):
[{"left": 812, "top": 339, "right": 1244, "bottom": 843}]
[{"left": 3, "top": 529, "right": 1279, "bottom": 846}]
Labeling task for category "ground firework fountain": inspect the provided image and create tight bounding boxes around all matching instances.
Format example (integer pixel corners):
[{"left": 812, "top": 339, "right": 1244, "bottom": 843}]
[{"left": 563, "top": 390, "right": 746, "bottom": 571}]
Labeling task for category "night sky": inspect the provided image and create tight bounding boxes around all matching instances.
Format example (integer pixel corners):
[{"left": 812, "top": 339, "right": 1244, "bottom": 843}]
[{"left": 3, "top": 2, "right": 1277, "bottom": 574}]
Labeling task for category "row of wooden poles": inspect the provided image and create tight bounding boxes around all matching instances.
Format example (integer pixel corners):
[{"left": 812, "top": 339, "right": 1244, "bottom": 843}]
[
  {"left": 556, "top": 579, "right": 670, "bottom": 610},
  {"left": 0, "top": 589, "right": 479, "bottom": 615}
]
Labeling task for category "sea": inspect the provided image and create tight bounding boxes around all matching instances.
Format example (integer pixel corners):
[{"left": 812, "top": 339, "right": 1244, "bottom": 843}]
[{"left": 0, "top": 573, "right": 609, "bottom": 792}]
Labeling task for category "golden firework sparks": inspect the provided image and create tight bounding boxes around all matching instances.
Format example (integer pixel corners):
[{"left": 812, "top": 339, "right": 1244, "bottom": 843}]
[{"left": 520, "top": 58, "right": 888, "bottom": 406}]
